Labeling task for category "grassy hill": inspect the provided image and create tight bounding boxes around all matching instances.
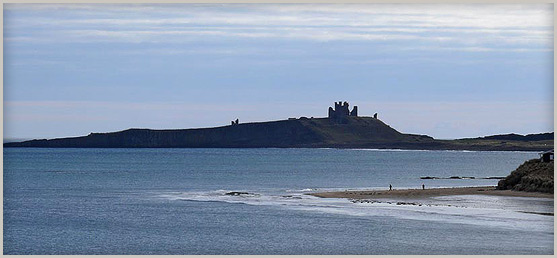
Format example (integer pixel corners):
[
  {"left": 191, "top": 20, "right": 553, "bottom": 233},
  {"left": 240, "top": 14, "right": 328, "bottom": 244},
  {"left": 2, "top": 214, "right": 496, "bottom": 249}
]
[
  {"left": 3, "top": 116, "right": 553, "bottom": 151},
  {"left": 497, "top": 159, "right": 554, "bottom": 193},
  {"left": 5, "top": 117, "right": 429, "bottom": 148}
]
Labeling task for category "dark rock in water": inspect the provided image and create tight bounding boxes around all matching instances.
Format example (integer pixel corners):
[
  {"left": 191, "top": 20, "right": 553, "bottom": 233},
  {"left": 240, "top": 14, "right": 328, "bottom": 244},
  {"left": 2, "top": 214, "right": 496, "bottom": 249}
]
[
  {"left": 396, "top": 201, "right": 419, "bottom": 206},
  {"left": 497, "top": 159, "right": 554, "bottom": 193},
  {"left": 519, "top": 211, "right": 554, "bottom": 216},
  {"left": 484, "top": 176, "right": 506, "bottom": 179},
  {"left": 422, "top": 176, "right": 492, "bottom": 180},
  {"left": 225, "top": 192, "right": 250, "bottom": 196}
]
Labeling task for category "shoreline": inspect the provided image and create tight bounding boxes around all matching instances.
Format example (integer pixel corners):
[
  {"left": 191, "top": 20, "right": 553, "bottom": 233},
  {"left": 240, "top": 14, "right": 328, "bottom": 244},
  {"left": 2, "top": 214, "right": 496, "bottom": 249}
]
[
  {"left": 2, "top": 146, "right": 550, "bottom": 152},
  {"left": 309, "top": 186, "right": 554, "bottom": 199}
]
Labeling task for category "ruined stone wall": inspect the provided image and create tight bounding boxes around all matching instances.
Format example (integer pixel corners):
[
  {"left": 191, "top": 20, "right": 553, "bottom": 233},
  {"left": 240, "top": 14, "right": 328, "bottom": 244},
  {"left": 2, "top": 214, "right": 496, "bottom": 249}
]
[{"left": 328, "top": 101, "right": 358, "bottom": 123}]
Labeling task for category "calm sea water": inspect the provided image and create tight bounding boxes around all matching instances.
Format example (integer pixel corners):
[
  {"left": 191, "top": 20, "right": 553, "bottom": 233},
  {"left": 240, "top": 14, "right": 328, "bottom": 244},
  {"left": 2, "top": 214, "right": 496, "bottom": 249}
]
[{"left": 3, "top": 148, "right": 553, "bottom": 254}]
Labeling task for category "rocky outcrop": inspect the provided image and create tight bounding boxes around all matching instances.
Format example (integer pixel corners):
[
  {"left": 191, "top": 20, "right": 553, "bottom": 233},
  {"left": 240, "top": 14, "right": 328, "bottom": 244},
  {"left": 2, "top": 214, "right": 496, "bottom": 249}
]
[
  {"left": 497, "top": 159, "right": 554, "bottom": 193},
  {"left": 225, "top": 192, "right": 250, "bottom": 196}
]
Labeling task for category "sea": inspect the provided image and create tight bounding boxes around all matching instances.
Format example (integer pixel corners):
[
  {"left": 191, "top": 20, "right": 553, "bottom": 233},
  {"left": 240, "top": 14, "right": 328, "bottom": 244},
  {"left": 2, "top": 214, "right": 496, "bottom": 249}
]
[{"left": 3, "top": 148, "right": 554, "bottom": 255}]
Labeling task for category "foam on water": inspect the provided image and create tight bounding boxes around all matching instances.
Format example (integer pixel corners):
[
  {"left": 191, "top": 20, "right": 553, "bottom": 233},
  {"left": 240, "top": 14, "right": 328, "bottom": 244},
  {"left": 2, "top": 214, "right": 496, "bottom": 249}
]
[
  {"left": 4, "top": 148, "right": 553, "bottom": 254},
  {"left": 350, "top": 148, "right": 482, "bottom": 153},
  {"left": 156, "top": 189, "right": 553, "bottom": 234}
]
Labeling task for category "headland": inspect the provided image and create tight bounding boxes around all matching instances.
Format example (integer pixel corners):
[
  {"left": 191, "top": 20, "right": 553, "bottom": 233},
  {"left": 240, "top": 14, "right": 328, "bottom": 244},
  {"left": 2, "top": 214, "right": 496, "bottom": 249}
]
[{"left": 4, "top": 102, "right": 553, "bottom": 151}]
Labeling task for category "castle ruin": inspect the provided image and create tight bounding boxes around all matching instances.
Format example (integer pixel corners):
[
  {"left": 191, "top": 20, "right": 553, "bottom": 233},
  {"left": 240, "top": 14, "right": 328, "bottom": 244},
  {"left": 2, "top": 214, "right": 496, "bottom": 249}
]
[{"left": 328, "top": 101, "right": 357, "bottom": 123}]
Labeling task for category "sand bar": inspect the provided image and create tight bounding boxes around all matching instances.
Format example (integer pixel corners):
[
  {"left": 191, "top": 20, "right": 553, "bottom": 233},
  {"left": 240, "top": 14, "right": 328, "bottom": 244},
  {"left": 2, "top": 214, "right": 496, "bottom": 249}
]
[{"left": 310, "top": 186, "right": 554, "bottom": 199}]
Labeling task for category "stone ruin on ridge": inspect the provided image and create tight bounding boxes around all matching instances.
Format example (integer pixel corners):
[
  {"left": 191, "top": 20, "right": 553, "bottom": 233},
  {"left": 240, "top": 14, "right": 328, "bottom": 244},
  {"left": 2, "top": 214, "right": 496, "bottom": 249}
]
[{"left": 328, "top": 101, "right": 358, "bottom": 123}]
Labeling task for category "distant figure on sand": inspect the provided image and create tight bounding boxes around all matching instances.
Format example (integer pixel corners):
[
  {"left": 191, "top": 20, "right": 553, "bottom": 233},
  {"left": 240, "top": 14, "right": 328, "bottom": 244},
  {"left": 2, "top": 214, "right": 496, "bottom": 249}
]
[
  {"left": 422, "top": 184, "right": 425, "bottom": 190},
  {"left": 389, "top": 184, "right": 392, "bottom": 191}
]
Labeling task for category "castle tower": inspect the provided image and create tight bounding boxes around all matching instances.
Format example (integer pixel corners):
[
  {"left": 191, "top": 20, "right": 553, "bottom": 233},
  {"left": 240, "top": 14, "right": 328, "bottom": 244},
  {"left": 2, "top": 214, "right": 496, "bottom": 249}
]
[
  {"left": 328, "top": 101, "right": 358, "bottom": 123},
  {"left": 350, "top": 106, "right": 358, "bottom": 116}
]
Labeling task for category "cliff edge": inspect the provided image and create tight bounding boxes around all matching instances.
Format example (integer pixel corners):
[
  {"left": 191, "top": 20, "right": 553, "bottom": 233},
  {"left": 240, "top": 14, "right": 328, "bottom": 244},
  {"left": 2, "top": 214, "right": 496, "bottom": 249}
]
[
  {"left": 3, "top": 116, "right": 552, "bottom": 151},
  {"left": 4, "top": 101, "right": 552, "bottom": 151},
  {"left": 4, "top": 117, "right": 433, "bottom": 148}
]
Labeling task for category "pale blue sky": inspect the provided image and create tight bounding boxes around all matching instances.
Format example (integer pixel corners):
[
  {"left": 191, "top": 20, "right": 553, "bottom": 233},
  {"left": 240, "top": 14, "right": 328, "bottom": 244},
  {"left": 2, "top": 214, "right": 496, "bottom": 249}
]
[{"left": 3, "top": 4, "right": 554, "bottom": 140}]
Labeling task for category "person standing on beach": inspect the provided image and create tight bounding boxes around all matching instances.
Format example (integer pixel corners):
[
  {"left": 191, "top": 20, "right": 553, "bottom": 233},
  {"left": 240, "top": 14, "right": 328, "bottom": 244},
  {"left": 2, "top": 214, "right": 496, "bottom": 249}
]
[
  {"left": 389, "top": 184, "right": 392, "bottom": 191},
  {"left": 422, "top": 184, "right": 425, "bottom": 190}
]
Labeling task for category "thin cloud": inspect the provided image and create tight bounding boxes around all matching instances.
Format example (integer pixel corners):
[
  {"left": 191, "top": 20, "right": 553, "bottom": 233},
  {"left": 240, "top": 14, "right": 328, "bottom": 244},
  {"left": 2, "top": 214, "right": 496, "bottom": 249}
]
[
  {"left": 4, "top": 4, "right": 552, "bottom": 49},
  {"left": 4, "top": 4, "right": 552, "bottom": 140},
  {"left": 5, "top": 27, "right": 552, "bottom": 51},
  {"left": 4, "top": 100, "right": 253, "bottom": 112}
]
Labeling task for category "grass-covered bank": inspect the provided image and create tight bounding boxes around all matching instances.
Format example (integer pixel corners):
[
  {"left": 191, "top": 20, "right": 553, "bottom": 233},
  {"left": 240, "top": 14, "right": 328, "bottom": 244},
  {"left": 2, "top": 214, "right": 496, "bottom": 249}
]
[{"left": 497, "top": 159, "right": 554, "bottom": 194}]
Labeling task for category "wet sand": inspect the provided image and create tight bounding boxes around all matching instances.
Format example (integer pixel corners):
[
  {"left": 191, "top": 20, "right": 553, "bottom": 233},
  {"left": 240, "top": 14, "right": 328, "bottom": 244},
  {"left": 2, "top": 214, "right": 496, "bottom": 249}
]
[{"left": 310, "top": 186, "right": 554, "bottom": 199}]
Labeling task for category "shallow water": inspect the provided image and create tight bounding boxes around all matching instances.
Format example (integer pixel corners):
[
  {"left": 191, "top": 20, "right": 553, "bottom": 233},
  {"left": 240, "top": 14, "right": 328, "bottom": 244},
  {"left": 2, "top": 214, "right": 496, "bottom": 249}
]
[{"left": 3, "top": 148, "right": 553, "bottom": 254}]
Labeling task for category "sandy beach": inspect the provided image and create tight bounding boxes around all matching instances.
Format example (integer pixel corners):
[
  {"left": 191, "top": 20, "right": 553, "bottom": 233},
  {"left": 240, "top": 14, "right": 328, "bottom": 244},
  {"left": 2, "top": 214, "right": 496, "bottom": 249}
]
[{"left": 310, "top": 186, "right": 554, "bottom": 199}]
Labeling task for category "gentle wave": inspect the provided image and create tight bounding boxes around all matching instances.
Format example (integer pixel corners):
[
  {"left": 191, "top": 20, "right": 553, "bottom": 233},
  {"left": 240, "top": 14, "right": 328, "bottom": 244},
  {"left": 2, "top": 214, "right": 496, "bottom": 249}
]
[{"left": 155, "top": 189, "right": 553, "bottom": 233}]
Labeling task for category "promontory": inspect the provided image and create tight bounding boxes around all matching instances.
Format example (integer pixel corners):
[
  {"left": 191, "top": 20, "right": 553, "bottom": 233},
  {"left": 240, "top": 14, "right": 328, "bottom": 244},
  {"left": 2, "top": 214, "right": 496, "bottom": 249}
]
[{"left": 4, "top": 102, "right": 553, "bottom": 151}]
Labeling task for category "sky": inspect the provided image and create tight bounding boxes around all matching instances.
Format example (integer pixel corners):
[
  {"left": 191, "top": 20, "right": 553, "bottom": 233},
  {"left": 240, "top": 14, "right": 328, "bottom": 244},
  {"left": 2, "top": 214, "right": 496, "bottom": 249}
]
[{"left": 3, "top": 4, "right": 554, "bottom": 140}]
